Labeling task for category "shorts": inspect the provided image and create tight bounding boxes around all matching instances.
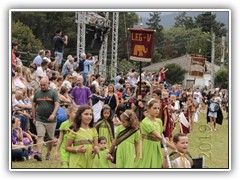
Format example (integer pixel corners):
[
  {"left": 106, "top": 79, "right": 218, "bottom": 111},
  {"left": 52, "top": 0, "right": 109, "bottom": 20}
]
[
  {"left": 54, "top": 51, "right": 63, "bottom": 65},
  {"left": 36, "top": 121, "right": 57, "bottom": 140},
  {"left": 208, "top": 111, "right": 217, "bottom": 118}
]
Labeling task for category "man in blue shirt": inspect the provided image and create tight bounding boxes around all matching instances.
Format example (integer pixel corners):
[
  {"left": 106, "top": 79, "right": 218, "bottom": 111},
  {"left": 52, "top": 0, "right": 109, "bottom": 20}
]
[{"left": 33, "top": 50, "right": 45, "bottom": 68}]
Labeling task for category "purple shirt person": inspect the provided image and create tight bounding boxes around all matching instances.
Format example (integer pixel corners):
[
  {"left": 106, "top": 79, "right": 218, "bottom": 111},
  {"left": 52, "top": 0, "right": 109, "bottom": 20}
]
[{"left": 69, "top": 75, "right": 92, "bottom": 106}]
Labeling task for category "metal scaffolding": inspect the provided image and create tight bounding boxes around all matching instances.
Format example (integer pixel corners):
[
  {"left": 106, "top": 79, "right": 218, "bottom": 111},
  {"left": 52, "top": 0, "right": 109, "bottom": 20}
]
[
  {"left": 75, "top": 11, "right": 119, "bottom": 80},
  {"left": 99, "top": 12, "right": 109, "bottom": 78},
  {"left": 110, "top": 12, "right": 119, "bottom": 80},
  {"left": 75, "top": 12, "right": 86, "bottom": 60}
]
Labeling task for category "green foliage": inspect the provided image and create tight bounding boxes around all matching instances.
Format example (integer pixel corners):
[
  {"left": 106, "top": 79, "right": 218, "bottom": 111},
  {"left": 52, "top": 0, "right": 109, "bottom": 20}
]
[
  {"left": 151, "top": 50, "right": 163, "bottom": 64},
  {"left": 194, "top": 12, "right": 228, "bottom": 37},
  {"left": 117, "top": 12, "right": 139, "bottom": 60},
  {"left": 12, "top": 12, "right": 76, "bottom": 56},
  {"left": 214, "top": 67, "right": 228, "bottom": 89},
  {"left": 185, "top": 29, "right": 211, "bottom": 56},
  {"left": 117, "top": 58, "right": 139, "bottom": 74},
  {"left": 164, "top": 63, "right": 187, "bottom": 85},
  {"left": 174, "top": 12, "right": 195, "bottom": 29},
  {"left": 146, "top": 12, "right": 164, "bottom": 56},
  {"left": 162, "top": 27, "right": 202, "bottom": 59},
  {"left": 12, "top": 21, "right": 43, "bottom": 52}
]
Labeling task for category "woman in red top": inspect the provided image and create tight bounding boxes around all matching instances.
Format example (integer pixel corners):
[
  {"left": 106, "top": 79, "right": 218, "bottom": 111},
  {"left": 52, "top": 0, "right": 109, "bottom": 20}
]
[{"left": 159, "top": 67, "right": 167, "bottom": 81}]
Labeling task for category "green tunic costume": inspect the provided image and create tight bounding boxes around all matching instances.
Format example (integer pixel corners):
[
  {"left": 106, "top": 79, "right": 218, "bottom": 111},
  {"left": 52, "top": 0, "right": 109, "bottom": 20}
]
[
  {"left": 115, "top": 125, "right": 140, "bottom": 168},
  {"left": 59, "top": 120, "right": 72, "bottom": 168},
  {"left": 67, "top": 128, "right": 98, "bottom": 168},
  {"left": 92, "top": 148, "right": 112, "bottom": 168},
  {"left": 138, "top": 117, "right": 163, "bottom": 168}
]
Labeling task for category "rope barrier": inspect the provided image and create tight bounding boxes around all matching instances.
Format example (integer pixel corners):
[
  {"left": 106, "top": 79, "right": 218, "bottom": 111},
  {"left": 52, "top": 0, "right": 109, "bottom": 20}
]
[{"left": 12, "top": 139, "right": 56, "bottom": 150}]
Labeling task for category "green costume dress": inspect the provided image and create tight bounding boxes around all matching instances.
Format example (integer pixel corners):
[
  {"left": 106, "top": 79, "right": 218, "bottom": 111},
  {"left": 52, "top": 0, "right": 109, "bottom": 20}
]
[
  {"left": 59, "top": 120, "right": 72, "bottom": 168},
  {"left": 115, "top": 125, "right": 140, "bottom": 168},
  {"left": 67, "top": 127, "right": 98, "bottom": 168},
  {"left": 95, "top": 120, "right": 114, "bottom": 149},
  {"left": 138, "top": 117, "right": 163, "bottom": 168},
  {"left": 92, "top": 148, "right": 112, "bottom": 168}
]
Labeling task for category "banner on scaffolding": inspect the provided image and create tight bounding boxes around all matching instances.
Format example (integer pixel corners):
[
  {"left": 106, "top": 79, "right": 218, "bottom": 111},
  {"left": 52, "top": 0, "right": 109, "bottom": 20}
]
[
  {"left": 189, "top": 54, "right": 206, "bottom": 77},
  {"left": 129, "top": 28, "right": 155, "bottom": 62}
]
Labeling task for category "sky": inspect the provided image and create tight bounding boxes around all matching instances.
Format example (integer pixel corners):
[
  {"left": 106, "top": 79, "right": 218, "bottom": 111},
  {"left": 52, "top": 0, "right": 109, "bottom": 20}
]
[
  {"left": 137, "top": 12, "right": 174, "bottom": 17},
  {"left": 1, "top": 0, "right": 238, "bottom": 179}
]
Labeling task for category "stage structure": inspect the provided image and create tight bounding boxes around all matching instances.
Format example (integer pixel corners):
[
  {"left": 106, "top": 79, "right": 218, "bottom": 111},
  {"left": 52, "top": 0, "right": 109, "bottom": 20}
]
[{"left": 75, "top": 12, "right": 119, "bottom": 79}]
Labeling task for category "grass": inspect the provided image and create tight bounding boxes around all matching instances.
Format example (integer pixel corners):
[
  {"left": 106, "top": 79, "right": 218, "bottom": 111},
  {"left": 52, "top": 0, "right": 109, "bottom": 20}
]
[{"left": 11, "top": 110, "right": 229, "bottom": 169}]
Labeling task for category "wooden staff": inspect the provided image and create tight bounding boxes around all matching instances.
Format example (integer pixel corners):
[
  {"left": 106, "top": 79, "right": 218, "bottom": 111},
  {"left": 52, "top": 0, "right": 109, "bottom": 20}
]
[
  {"left": 161, "top": 133, "right": 172, "bottom": 168},
  {"left": 68, "top": 129, "right": 100, "bottom": 159}
]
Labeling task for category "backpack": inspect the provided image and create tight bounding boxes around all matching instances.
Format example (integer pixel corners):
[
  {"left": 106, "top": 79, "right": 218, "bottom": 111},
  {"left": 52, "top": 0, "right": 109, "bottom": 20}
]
[
  {"left": 56, "top": 107, "right": 68, "bottom": 129},
  {"left": 79, "top": 59, "right": 85, "bottom": 72}
]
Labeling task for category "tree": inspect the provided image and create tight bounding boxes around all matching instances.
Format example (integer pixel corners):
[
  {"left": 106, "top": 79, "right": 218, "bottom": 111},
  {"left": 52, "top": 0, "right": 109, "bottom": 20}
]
[
  {"left": 185, "top": 28, "right": 211, "bottom": 56},
  {"left": 146, "top": 12, "right": 164, "bottom": 63},
  {"left": 194, "top": 12, "right": 228, "bottom": 37},
  {"left": 164, "top": 63, "right": 187, "bottom": 85},
  {"left": 174, "top": 12, "right": 195, "bottom": 29},
  {"left": 12, "top": 21, "right": 43, "bottom": 53},
  {"left": 161, "top": 27, "right": 203, "bottom": 59},
  {"left": 117, "top": 12, "right": 139, "bottom": 60},
  {"left": 12, "top": 12, "right": 76, "bottom": 57},
  {"left": 214, "top": 68, "right": 228, "bottom": 89}
]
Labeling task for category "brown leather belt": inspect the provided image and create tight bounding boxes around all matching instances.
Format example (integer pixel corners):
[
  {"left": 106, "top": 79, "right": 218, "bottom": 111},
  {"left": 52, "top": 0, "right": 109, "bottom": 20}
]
[
  {"left": 73, "top": 140, "right": 92, "bottom": 146},
  {"left": 142, "top": 134, "right": 159, "bottom": 142}
]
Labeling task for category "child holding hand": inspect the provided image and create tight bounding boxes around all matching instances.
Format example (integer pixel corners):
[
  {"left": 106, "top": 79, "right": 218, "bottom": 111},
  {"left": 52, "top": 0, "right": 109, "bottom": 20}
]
[{"left": 92, "top": 136, "right": 112, "bottom": 168}]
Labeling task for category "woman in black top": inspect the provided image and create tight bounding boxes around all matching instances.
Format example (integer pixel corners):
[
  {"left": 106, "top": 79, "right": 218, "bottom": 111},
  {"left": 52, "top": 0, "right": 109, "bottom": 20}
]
[{"left": 104, "top": 84, "right": 119, "bottom": 117}]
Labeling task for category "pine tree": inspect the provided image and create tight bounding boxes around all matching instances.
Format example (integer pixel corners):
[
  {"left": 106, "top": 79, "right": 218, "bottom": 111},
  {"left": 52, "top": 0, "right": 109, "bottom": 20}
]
[
  {"left": 146, "top": 12, "right": 164, "bottom": 63},
  {"left": 174, "top": 12, "right": 195, "bottom": 29}
]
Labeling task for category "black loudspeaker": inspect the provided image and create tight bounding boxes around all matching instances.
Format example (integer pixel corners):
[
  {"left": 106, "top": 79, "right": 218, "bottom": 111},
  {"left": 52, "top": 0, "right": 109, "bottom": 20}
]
[
  {"left": 192, "top": 157, "right": 204, "bottom": 168},
  {"left": 85, "top": 26, "right": 104, "bottom": 52}
]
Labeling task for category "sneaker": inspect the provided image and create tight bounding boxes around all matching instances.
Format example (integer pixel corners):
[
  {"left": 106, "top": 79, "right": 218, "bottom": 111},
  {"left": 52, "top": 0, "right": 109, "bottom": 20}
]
[
  {"left": 34, "top": 153, "right": 42, "bottom": 161},
  {"left": 21, "top": 157, "right": 27, "bottom": 161},
  {"left": 46, "top": 153, "right": 50, "bottom": 160}
]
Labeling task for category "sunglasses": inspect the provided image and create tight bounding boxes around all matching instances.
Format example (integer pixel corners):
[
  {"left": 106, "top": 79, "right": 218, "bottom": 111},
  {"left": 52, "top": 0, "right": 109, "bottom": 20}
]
[{"left": 30, "top": 66, "right": 37, "bottom": 70}]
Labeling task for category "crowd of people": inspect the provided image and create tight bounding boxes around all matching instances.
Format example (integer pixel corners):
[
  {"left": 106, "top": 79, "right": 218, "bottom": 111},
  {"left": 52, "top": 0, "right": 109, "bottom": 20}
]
[{"left": 11, "top": 30, "right": 228, "bottom": 168}]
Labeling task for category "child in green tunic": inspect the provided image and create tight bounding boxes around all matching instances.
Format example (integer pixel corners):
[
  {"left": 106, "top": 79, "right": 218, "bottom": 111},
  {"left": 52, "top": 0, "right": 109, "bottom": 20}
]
[
  {"left": 92, "top": 136, "right": 112, "bottom": 168},
  {"left": 107, "top": 110, "right": 140, "bottom": 168},
  {"left": 138, "top": 99, "right": 176, "bottom": 168},
  {"left": 54, "top": 105, "right": 77, "bottom": 168},
  {"left": 65, "top": 105, "right": 99, "bottom": 168},
  {"left": 95, "top": 105, "right": 115, "bottom": 149}
]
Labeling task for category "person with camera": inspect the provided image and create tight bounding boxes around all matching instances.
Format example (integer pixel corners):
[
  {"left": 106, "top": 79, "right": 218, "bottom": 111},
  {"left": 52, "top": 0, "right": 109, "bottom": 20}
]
[{"left": 53, "top": 29, "right": 68, "bottom": 72}]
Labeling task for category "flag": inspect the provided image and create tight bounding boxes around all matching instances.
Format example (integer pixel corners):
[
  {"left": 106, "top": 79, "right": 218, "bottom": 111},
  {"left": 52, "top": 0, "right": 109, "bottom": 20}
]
[
  {"left": 189, "top": 55, "right": 206, "bottom": 77},
  {"left": 129, "top": 28, "right": 155, "bottom": 62}
]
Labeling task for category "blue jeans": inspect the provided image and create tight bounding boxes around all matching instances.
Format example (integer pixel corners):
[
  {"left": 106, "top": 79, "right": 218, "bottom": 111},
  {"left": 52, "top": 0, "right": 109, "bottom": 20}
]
[
  {"left": 54, "top": 51, "right": 63, "bottom": 65},
  {"left": 80, "top": 72, "right": 88, "bottom": 86},
  {"left": 12, "top": 148, "right": 29, "bottom": 161}
]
